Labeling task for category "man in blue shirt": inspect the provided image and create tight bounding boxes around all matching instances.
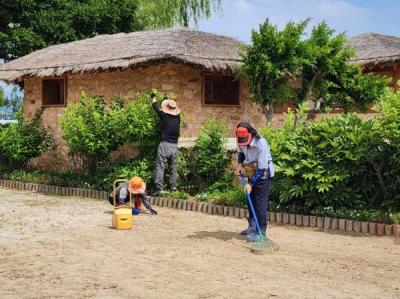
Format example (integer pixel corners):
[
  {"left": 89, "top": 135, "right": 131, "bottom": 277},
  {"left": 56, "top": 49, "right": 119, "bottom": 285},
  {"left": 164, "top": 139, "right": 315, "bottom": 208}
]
[{"left": 235, "top": 122, "right": 274, "bottom": 241}]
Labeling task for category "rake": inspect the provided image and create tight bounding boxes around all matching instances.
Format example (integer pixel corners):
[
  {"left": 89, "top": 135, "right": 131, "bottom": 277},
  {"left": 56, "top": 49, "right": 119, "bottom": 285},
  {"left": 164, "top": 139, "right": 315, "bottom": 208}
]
[{"left": 239, "top": 174, "right": 279, "bottom": 253}]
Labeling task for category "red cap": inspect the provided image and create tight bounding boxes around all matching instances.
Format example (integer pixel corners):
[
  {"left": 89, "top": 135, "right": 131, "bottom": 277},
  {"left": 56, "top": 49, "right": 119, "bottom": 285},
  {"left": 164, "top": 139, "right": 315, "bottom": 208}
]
[{"left": 236, "top": 127, "right": 252, "bottom": 146}]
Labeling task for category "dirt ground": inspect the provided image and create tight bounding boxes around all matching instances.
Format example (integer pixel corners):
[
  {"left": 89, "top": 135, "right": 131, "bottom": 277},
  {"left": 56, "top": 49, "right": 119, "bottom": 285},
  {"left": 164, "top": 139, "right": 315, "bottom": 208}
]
[{"left": 0, "top": 188, "right": 399, "bottom": 299}]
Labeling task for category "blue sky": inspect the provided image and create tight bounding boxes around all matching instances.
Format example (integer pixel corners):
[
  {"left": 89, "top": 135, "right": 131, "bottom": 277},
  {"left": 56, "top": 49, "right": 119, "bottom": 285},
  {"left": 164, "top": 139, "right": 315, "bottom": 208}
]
[{"left": 198, "top": 0, "right": 400, "bottom": 43}]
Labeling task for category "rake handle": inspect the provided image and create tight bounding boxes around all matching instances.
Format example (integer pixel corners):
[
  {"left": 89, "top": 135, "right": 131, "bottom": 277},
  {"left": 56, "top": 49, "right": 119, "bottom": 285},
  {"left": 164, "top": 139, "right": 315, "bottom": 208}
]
[{"left": 239, "top": 174, "right": 262, "bottom": 236}]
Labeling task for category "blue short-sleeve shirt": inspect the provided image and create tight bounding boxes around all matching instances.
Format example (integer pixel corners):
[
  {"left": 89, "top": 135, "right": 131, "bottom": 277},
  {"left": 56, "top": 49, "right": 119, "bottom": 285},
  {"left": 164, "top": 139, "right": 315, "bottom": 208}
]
[{"left": 238, "top": 137, "right": 275, "bottom": 178}]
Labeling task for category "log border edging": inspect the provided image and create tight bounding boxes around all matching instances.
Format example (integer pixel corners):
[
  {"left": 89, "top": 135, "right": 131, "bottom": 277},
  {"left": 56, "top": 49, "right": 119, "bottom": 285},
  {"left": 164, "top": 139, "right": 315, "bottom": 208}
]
[{"left": 0, "top": 179, "right": 398, "bottom": 238}]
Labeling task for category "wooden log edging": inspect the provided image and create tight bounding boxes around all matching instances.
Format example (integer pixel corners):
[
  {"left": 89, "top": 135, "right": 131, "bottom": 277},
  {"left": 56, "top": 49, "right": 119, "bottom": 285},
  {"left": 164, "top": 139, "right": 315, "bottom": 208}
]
[{"left": 0, "top": 178, "right": 398, "bottom": 238}]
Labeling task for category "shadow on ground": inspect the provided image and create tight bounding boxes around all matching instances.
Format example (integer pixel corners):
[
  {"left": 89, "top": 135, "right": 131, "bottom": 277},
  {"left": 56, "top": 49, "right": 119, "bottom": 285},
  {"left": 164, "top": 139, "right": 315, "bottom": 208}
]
[{"left": 186, "top": 230, "right": 245, "bottom": 241}]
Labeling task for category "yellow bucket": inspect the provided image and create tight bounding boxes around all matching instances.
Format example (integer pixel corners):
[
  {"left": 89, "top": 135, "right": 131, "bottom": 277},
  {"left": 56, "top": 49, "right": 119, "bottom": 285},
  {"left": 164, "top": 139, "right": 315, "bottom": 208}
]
[
  {"left": 112, "top": 206, "right": 133, "bottom": 230},
  {"left": 112, "top": 180, "right": 133, "bottom": 230}
]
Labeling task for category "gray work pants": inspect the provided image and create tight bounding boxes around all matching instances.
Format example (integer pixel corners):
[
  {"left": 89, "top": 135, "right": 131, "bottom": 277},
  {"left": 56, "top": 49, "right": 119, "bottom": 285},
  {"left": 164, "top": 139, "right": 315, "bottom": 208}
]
[{"left": 154, "top": 142, "right": 179, "bottom": 191}]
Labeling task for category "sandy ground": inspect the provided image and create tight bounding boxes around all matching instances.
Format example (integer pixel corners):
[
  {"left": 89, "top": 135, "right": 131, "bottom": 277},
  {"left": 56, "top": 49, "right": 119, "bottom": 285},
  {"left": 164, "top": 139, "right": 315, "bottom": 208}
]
[{"left": 0, "top": 188, "right": 399, "bottom": 299}]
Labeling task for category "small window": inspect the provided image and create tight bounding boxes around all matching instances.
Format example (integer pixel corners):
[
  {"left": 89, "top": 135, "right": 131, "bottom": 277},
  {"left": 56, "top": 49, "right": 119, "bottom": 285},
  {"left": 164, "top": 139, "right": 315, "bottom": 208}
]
[
  {"left": 204, "top": 75, "right": 239, "bottom": 106},
  {"left": 42, "top": 78, "right": 66, "bottom": 106}
]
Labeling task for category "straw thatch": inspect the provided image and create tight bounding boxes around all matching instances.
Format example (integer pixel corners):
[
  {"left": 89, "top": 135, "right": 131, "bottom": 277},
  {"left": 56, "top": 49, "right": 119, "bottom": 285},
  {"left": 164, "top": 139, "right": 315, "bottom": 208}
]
[
  {"left": 348, "top": 33, "right": 400, "bottom": 67},
  {"left": 0, "top": 27, "right": 244, "bottom": 83}
]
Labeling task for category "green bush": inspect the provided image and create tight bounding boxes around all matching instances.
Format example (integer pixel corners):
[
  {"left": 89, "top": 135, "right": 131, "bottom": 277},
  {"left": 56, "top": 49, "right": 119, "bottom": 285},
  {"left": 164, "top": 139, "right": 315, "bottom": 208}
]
[
  {"left": 124, "top": 91, "right": 161, "bottom": 157},
  {"left": 262, "top": 113, "right": 389, "bottom": 211},
  {"left": 259, "top": 108, "right": 298, "bottom": 156},
  {"left": 194, "top": 115, "right": 230, "bottom": 185},
  {"left": 8, "top": 169, "right": 50, "bottom": 184},
  {"left": 60, "top": 91, "right": 164, "bottom": 174},
  {"left": 378, "top": 88, "right": 400, "bottom": 147},
  {"left": 177, "top": 148, "right": 200, "bottom": 194},
  {"left": 178, "top": 116, "right": 231, "bottom": 194},
  {"left": 375, "top": 89, "right": 400, "bottom": 209},
  {"left": 389, "top": 212, "right": 400, "bottom": 225},
  {"left": 196, "top": 187, "right": 245, "bottom": 207},
  {"left": 310, "top": 206, "right": 388, "bottom": 222},
  {"left": 99, "top": 157, "right": 154, "bottom": 191},
  {"left": 0, "top": 110, "right": 52, "bottom": 169},
  {"left": 162, "top": 190, "right": 190, "bottom": 200},
  {"left": 61, "top": 93, "right": 126, "bottom": 174}
]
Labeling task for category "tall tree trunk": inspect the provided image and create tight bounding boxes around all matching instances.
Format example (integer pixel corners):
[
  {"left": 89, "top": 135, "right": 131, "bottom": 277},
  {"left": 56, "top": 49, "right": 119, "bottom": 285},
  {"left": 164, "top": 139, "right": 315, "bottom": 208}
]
[
  {"left": 306, "top": 101, "right": 318, "bottom": 121},
  {"left": 261, "top": 103, "right": 274, "bottom": 125},
  {"left": 370, "top": 160, "right": 389, "bottom": 200},
  {"left": 303, "top": 69, "right": 321, "bottom": 121},
  {"left": 257, "top": 80, "right": 274, "bottom": 125}
]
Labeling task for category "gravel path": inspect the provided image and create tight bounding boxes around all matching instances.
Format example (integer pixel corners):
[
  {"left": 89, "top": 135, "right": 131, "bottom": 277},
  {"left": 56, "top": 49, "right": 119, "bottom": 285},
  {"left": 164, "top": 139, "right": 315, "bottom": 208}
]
[{"left": 0, "top": 187, "right": 399, "bottom": 298}]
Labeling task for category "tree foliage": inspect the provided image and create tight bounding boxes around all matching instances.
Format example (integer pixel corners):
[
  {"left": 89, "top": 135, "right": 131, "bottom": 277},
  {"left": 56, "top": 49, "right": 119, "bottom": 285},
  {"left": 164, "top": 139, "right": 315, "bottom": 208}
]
[
  {"left": 140, "top": 0, "right": 221, "bottom": 28},
  {"left": 60, "top": 91, "right": 164, "bottom": 174},
  {"left": 0, "top": 0, "right": 221, "bottom": 61},
  {"left": 241, "top": 19, "right": 387, "bottom": 126},
  {"left": 261, "top": 113, "right": 397, "bottom": 212},
  {"left": 178, "top": 116, "right": 231, "bottom": 194},
  {"left": 193, "top": 115, "right": 230, "bottom": 185},
  {"left": 0, "top": 110, "right": 52, "bottom": 169},
  {"left": 240, "top": 18, "right": 309, "bottom": 123},
  {"left": 375, "top": 89, "right": 400, "bottom": 208},
  {"left": 295, "top": 22, "right": 387, "bottom": 124}
]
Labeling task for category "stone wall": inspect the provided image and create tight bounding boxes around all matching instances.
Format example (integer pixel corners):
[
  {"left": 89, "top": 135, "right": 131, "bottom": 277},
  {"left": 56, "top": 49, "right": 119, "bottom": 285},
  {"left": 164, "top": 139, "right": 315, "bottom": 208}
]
[
  {"left": 23, "top": 62, "right": 379, "bottom": 169},
  {"left": 24, "top": 63, "right": 287, "bottom": 143}
]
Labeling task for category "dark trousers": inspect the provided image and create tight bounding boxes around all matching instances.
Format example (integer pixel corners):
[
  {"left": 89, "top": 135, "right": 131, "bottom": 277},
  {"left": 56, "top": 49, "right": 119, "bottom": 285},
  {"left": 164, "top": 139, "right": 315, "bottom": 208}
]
[
  {"left": 249, "top": 178, "right": 271, "bottom": 228},
  {"left": 154, "top": 142, "right": 178, "bottom": 191}
]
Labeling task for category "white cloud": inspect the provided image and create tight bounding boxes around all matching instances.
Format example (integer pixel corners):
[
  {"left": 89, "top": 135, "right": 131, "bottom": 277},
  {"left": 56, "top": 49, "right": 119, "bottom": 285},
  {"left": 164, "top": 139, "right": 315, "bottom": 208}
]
[{"left": 235, "top": 0, "right": 255, "bottom": 12}]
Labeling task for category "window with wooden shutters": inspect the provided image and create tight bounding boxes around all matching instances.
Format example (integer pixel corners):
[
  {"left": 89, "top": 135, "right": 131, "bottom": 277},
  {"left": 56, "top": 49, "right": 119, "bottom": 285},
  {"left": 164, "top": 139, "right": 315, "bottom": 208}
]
[
  {"left": 42, "top": 78, "right": 66, "bottom": 106},
  {"left": 203, "top": 75, "right": 240, "bottom": 106}
]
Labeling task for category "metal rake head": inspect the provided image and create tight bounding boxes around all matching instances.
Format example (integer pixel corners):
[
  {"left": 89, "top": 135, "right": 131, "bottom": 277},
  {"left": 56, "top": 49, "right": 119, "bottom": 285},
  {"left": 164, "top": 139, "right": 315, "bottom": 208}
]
[{"left": 250, "top": 235, "right": 280, "bottom": 254}]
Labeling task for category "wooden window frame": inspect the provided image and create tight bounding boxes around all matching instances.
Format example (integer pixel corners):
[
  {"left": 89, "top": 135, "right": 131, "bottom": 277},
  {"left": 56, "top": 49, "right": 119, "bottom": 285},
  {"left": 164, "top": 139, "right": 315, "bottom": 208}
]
[
  {"left": 42, "top": 77, "right": 67, "bottom": 107},
  {"left": 202, "top": 73, "right": 241, "bottom": 107}
]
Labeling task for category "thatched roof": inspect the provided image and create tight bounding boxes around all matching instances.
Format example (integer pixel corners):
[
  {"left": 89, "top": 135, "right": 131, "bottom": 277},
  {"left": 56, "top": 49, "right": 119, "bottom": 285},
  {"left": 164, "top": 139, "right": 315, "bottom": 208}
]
[
  {"left": 0, "top": 27, "right": 243, "bottom": 83},
  {"left": 348, "top": 33, "right": 400, "bottom": 67}
]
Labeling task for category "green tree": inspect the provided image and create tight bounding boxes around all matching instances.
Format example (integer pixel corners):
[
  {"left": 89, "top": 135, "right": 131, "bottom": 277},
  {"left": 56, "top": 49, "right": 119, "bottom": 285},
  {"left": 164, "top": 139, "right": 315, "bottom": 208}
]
[
  {"left": 294, "top": 22, "right": 387, "bottom": 126},
  {"left": 241, "top": 19, "right": 387, "bottom": 126},
  {"left": 0, "top": 0, "right": 221, "bottom": 61},
  {"left": 0, "top": 110, "right": 52, "bottom": 169},
  {"left": 140, "top": 0, "right": 221, "bottom": 28},
  {"left": 240, "top": 19, "right": 309, "bottom": 124}
]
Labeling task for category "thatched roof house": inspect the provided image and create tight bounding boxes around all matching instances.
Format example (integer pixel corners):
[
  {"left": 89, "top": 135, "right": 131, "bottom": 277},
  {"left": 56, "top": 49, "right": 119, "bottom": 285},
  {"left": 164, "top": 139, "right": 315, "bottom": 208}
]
[
  {"left": 0, "top": 27, "right": 242, "bottom": 82},
  {"left": 0, "top": 27, "right": 269, "bottom": 154},
  {"left": 0, "top": 28, "right": 397, "bottom": 148},
  {"left": 348, "top": 33, "right": 400, "bottom": 91}
]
